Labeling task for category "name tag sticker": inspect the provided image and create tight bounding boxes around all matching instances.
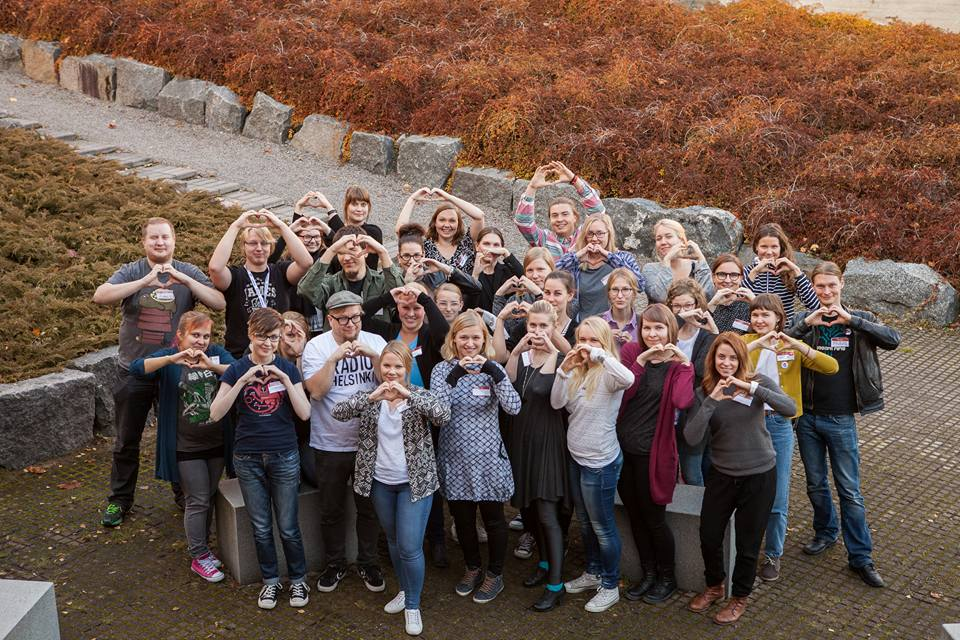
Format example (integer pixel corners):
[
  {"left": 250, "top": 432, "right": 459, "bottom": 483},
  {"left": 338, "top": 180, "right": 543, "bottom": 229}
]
[
  {"left": 267, "top": 381, "right": 286, "bottom": 394},
  {"left": 153, "top": 289, "right": 175, "bottom": 302},
  {"left": 776, "top": 352, "right": 795, "bottom": 362},
  {"left": 209, "top": 356, "right": 220, "bottom": 365},
  {"left": 472, "top": 386, "right": 491, "bottom": 397},
  {"left": 521, "top": 351, "right": 531, "bottom": 367},
  {"left": 732, "top": 319, "right": 750, "bottom": 332},
  {"left": 600, "top": 274, "right": 611, "bottom": 286},
  {"left": 731, "top": 394, "right": 753, "bottom": 406},
  {"left": 412, "top": 348, "right": 423, "bottom": 358},
  {"left": 831, "top": 337, "right": 850, "bottom": 350}
]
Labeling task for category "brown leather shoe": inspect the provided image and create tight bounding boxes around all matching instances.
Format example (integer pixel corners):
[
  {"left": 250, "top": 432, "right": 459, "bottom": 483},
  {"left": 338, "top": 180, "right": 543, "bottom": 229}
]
[
  {"left": 713, "top": 596, "right": 748, "bottom": 625},
  {"left": 688, "top": 583, "right": 725, "bottom": 612}
]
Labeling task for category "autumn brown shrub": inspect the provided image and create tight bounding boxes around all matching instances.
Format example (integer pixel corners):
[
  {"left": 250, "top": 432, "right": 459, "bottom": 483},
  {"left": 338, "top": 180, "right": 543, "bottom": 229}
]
[{"left": 2, "top": 0, "right": 959, "bottom": 281}]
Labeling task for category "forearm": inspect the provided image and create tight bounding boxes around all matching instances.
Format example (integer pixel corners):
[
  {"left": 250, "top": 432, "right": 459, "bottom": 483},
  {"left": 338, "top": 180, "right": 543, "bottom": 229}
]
[
  {"left": 305, "top": 361, "right": 337, "bottom": 397},
  {"left": 849, "top": 314, "right": 902, "bottom": 350},
  {"left": 754, "top": 382, "right": 797, "bottom": 417},
  {"left": 184, "top": 276, "right": 226, "bottom": 310},
  {"left": 142, "top": 355, "right": 173, "bottom": 374},
  {"left": 492, "top": 321, "right": 510, "bottom": 364},
  {"left": 93, "top": 279, "right": 146, "bottom": 305},
  {"left": 683, "top": 400, "right": 713, "bottom": 445},
  {"left": 210, "top": 384, "right": 242, "bottom": 422},
  {"left": 285, "top": 382, "right": 312, "bottom": 421},
  {"left": 208, "top": 226, "right": 240, "bottom": 274}
]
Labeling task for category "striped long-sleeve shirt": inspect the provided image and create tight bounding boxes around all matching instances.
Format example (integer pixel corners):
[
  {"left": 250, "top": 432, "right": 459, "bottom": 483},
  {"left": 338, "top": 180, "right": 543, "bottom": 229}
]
[
  {"left": 742, "top": 257, "right": 821, "bottom": 317},
  {"left": 513, "top": 176, "right": 605, "bottom": 258}
]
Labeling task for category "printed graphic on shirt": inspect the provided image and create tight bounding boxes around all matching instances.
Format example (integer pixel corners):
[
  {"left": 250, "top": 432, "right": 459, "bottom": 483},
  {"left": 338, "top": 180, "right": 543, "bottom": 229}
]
[
  {"left": 816, "top": 325, "right": 852, "bottom": 353},
  {"left": 335, "top": 356, "right": 376, "bottom": 387},
  {"left": 136, "top": 288, "right": 176, "bottom": 346},
  {"left": 178, "top": 369, "right": 218, "bottom": 425},
  {"left": 242, "top": 379, "right": 285, "bottom": 415},
  {"left": 241, "top": 271, "right": 276, "bottom": 315}
]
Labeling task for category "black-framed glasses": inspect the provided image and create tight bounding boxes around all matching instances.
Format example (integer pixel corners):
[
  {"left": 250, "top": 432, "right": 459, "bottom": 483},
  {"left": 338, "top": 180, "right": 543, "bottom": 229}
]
[
  {"left": 253, "top": 333, "right": 281, "bottom": 343},
  {"left": 714, "top": 272, "right": 741, "bottom": 281},
  {"left": 330, "top": 314, "right": 363, "bottom": 326}
]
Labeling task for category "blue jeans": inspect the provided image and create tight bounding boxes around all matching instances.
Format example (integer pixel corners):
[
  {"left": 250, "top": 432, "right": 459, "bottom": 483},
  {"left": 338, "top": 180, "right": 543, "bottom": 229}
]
[
  {"left": 796, "top": 414, "right": 873, "bottom": 568},
  {"left": 677, "top": 427, "right": 712, "bottom": 487},
  {"left": 370, "top": 481, "right": 433, "bottom": 610},
  {"left": 763, "top": 414, "right": 794, "bottom": 558},
  {"left": 233, "top": 449, "right": 307, "bottom": 585},
  {"left": 568, "top": 453, "right": 623, "bottom": 589}
]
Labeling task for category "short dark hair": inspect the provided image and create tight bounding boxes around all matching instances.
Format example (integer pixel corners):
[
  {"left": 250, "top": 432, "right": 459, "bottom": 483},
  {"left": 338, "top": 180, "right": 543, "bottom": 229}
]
[
  {"left": 332, "top": 225, "right": 368, "bottom": 242},
  {"left": 247, "top": 308, "right": 282, "bottom": 337}
]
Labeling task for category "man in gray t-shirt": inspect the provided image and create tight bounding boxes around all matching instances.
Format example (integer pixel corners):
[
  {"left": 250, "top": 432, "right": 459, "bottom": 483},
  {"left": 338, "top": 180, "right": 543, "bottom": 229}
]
[{"left": 93, "top": 217, "right": 224, "bottom": 527}]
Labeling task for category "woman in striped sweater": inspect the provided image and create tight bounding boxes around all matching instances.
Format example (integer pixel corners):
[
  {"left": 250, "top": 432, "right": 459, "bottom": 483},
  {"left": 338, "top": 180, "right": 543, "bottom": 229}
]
[{"left": 742, "top": 223, "right": 820, "bottom": 317}]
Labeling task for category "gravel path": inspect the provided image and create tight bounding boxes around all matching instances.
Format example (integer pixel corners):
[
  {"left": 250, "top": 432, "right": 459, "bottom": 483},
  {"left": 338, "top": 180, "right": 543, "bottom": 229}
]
[{"left": 0, "top": 70, "right": 530, "bottom": 252}]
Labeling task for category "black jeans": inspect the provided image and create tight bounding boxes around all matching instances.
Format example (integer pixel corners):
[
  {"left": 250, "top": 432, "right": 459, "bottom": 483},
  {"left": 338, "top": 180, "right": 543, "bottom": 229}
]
[
  {"left": 314, "top": 449, "right": 380, "bottom": 568},
  {"left": 108, "top": 371, "right": 158, "bottom": 510},
  {"left": 448, "top": 500, "right": 508, "bottom": 576},
  {"left": 425, "top": 424, "right": 446, "bottom": 546},
  {"left": 699, "top": 465, "right": 777, "bottom": 597},
  {"left": 618, "top": 452, "right": 676, "bottom": 574}
]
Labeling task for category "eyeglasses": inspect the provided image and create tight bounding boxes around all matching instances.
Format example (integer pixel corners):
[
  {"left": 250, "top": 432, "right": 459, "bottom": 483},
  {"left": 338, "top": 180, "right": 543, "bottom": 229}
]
[
  {"left": 670, "top": 303, "right": 697, "bottom": 312},
  {"left": 253, "top": 333, "right": 281, "bottom": 343},
  {"left": 244, "top": 241, "right": 272, "bottom": 248},
  {"left": 399, "top": 253, "right": 423, "bottom": 261},
  {"left": 329, "top": 314, "right": 363, "bottom": 326},
  {"left": 586, "top": 230, "right": 608, "bottom": 239},
  {"left": 298, "top": 234, "right": 323, "bottom": 242},
  {"left": 610, "top": 287, "right": 634, "bottom": 297},
  {"left": 714, "top": 272, "right": 741, "bottom": 281}
]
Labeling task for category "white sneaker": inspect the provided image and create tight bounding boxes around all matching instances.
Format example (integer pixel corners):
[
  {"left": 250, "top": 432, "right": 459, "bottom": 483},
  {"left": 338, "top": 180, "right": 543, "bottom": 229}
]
[
  {"left": 404, "top": 608, "right": 423, "bottom": 636},
  {"left": 585, "top": 586, "right": 620, "bottom": 613},
  {"left": 508, "top": 513, "right": 524, "bottom": 531},
  {"left": 564, "top": 571, "right": 601, "bottom": 594},
  {"left": 384, "top": 591, "right": 405, "bottom": 614}
]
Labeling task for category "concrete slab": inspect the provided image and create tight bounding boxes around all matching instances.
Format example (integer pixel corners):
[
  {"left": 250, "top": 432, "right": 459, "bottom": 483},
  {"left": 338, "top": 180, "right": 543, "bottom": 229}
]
[
  {"left": 0, "top": 580, "right": 60, "bottom": 640},
  {"left": 35, "top": 129, "right": 79, "bottom": 141},
  {"left": 175, "top": 177, "right": 242, "bottom": 195},
  {"left": 215, "top": 477, "right": 357, "bottom": 585},
  {"left": 70, "top": 142, "right": 118, "bottom": 156},
  {"left": 134, "top": 165, "right": 199, "bottom": 181},
  {"left": 99, "top": 152, "right": 152, "bottom": 168},
  {"left": 218, "top": 191, "right": 284, "bottom": 210},
  {"left": 0, "top": 118, "right": 41, "bottom": 130}
]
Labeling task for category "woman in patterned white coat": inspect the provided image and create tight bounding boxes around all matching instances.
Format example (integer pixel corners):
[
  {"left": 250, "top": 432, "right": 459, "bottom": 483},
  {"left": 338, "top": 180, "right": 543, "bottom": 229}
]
[
  {"left": 332, "top": 341, "right": 450, "bottom": 637},
  {"left": 430, "top": 310, "right": 521, "bottom": 605}
]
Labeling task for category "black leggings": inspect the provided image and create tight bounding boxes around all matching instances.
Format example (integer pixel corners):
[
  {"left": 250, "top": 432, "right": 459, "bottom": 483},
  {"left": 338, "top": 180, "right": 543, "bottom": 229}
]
[
  {"left": 448, "top": 500, "right": 508, "bottom": 576},
  {"left": 618, "top": 452, "right": 676, "bottom": 574},
  {"left": 521, "top": 499, "right": 569, "bottom": 585}
]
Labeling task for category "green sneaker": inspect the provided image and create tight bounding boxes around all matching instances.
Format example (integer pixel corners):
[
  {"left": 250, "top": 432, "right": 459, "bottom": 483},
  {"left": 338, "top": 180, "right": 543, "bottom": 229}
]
[{"left": 101, "top": 502, "right": 124, "bottom": 527}]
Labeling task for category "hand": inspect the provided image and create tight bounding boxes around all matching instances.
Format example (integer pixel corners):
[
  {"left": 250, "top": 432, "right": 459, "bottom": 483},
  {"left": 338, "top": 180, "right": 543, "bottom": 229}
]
[
  {"left": 261, "top": 364, "right": 289, "bottom": 385},
  {"left": 350, "top": 342, "right": 379, "bottom": 359},
  {"left": 421, "top": 258, "right": 452, "bottom": 276},
  {"left": 143, "top": 262, "right": 177, "bottom": 288},
  {"left": 662, "top": 242, "right": 685, "bottom": 265},
  {"left": 330, "top": 233, "right": 360, "bottom": 253},
  {"left": 710, "top": 376, "right": 750, "bottom": 401},
  {"left": 409, "top": 187, "right": 442, "bottom": 204},
  {"left": 459, "top": 354, "right": 487, "bottom": 372},
  {"left": 684, "top": 240, "right": 706, "bottom": 262},
  {"left": 709, "top": 288, "right": 738, "bottom": 308},
  {"left": 404, "top": 261, "right": 425, "bottom": 283},
  {"left": 529, "top": 164, "right": 563, "bottom": 190},
  {"left": 559, "top": 346, "right": 588, "bottom": 373},
  {"left": 750, "top": 258, "right": 779, "bottom": 279},
  {"left": 495, "top": 276, "right": 522, "bottom": 297},
  {"left": 824, "top": 304, "right": 851, "bottom": 325},
  {"left": 368, "top": 382, "right": 392, "bottom": 402},
  {"left": 613, "top": 329, "right": 631, "bottom": 344},
  {"left": 234, "top": 209, "right": 271, "bottom": 229},
  {"left": 661, "top": 343, "right": 690, "bottom": 363},
  {"left": 528, "top": 330, "right": 552, "bottom": 352},
  {"left": 518, "top": 275, "right": 543, "bottom": 296},
  {"left": 242, "top": 365, "right": 278, "bottom": 385},
  {"left": 636, "top": 344, "right": 665, "bottom": 366},
  {"left": 679, "top": 309, "right": 711, "bottom": 328},
  {"left": 334, "top": 340, "right": 359, "bottom": 361},
  {"left": 295, "top": 191, "right": 333, "bottom": 212},
  {"left": 775, "top": 257, "right": 801, "bottom": 276},
  {"left": 734, "top": 287, "right": 755, "bottom": 302},
  {"left": 391, "top": 285, "right": 420, "bottom": 306},
  {"left": 804, "top": 307, "right": 837, "bottom": 327},
  {"left": 168, "top": 349, "right": 200, "bottom": 367},
  {"left": 755, "top": 331, "right": 782, "bottom": 351},
  {"left": 547, "top": 160, "right": 575, "bottom": 182},
  {"left": 291, "top": 216, "right": 331, "bottom": 235},
  {"left": 357, "top": 235, "right": 386, "bottom": 256},
  {"left": 389, "top": 381, "right": 412, "bottom": 399},
  {"left": 513, "top": 333, "right": 536, "bottom": 354}
]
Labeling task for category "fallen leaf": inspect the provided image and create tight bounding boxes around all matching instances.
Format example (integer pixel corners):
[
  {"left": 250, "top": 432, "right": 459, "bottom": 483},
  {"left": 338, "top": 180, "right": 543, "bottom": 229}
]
[
  {"left": 107, "top": 121, "right": 117, "bottom": 129},
  {"left": 56, "top": 480, "right": 82, "bottom": 490},
  {"left": 24, "top": 465, "right": 47, "bottom": 474}
]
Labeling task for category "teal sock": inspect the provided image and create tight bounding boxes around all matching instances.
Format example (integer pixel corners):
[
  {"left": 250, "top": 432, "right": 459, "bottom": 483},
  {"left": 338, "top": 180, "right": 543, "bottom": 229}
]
[
  {"left": 546, "top": 583, "right": 563, "bottom": 592},
  {"left": 538, "top": 561, "right": 549, "bottom": 570}
]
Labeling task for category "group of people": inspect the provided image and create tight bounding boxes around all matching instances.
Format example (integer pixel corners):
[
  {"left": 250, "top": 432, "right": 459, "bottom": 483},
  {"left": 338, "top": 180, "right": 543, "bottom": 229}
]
[{"left": 93, "top": 160, "right": 900, "bottom": 635}]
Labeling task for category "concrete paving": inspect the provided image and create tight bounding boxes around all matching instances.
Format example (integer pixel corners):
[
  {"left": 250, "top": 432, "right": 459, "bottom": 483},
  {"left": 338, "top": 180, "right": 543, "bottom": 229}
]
[{"left": 1, "top": 325, "right": 958, "bottom": 639}]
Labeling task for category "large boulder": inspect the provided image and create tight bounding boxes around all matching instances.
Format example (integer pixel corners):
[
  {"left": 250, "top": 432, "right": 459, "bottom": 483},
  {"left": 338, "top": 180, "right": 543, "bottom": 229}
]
[
  {"left": 0, "top": 34, "right": 22, "bottom": 72},
  {"left": 115, "top": 57, "right": 171, "bottom": 110},
  {"left": 348, "top": 131, "right": 396, "bottom": 175},
  {"left": 205, "top": 84, "right": 246, "bottom": 134},
  {"left": 158, "top": 77, "right": 212, "bottom": 125},
  {"left": 842, "top": 258, "right": 959, "bottom": 326},
  {"left": 397, "top": 135, "right": 462, "bottom": 188},
  {"left": 291, "top": 114, "right": 349, "bottom": 161},
  {"left": 67, "top": 346, "right": 120, "bottom": 436},
  {"left": 0, "top": 370, "right": 96, "bottom": 469},
  {"left": 603, "top": 197, "right": 743, "bottom": 262},
  {"left": 58, "top": 54, "right": 117, "bottom": 100},
  {"left": 20, "top": 40, "right": 61, "bottom": 84},
  {"left": 242, "top": 91, "right": 292, "bottom": 144},
  {"left": 510, "top": 179, "right": 581, "bottom": 221},
  {"left": 451, "top": 167, "right": 516, "bottom": 218}
]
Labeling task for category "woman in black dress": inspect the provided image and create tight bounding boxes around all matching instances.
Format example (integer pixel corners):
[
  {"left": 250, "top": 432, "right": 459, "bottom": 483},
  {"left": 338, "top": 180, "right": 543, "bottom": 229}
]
[{"left": 504, "top": 300, "right": 570, "bottom": 612}]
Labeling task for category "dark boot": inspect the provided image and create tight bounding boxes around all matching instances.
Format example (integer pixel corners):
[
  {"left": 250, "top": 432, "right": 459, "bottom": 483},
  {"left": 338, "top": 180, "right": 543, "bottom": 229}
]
[
  {"left": 643, "top": 568, "right": 677, "bottom": 604},
  {"left": 523, "top": 565, "right": 549, "bottom": 588},
  {"left": 532, "top": 587, "right": 564, "bottom": 612},
  {"left": 624, "top": 568, "right": 657, "bottom": 601}
]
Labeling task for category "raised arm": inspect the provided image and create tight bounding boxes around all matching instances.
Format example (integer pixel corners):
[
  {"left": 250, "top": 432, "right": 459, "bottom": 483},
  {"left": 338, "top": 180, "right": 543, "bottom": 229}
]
[
  {"left": 208, "top": 210, "right": 258, "bottom": 291},
  {"left": 433, "top": 188, "right": 485, "bottom": 241}
]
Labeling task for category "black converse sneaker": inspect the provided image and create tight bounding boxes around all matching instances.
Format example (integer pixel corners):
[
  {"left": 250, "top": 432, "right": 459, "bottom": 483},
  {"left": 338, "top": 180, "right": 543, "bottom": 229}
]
[{"left": 258, "top": 583, "right": 282, "bottom": 610}]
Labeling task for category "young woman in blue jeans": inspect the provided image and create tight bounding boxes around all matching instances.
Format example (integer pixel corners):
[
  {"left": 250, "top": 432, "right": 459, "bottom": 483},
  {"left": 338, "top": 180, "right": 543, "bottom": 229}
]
[
  {"left": 209, "top": 308, "right": 311, "bottom": 610},
  {"left": 550, "top": 316, "right": 634, "bottom": 613},
  {"left": 332, "top": 341, "right": 451, "bottom": 637}
]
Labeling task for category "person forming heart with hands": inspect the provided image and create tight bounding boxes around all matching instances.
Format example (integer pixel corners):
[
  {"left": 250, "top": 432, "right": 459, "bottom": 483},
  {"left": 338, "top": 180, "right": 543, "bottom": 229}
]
[
  {"left": 706, "top": 253, "right": 755, "bottom": 334},
  {"left": 682, "top": 332, "right": 796, "bottom": 625},
  {"left": 394, "top": 187, "right": 486, "bottom": 274},
  {"left": 742, "top": 223, "right": 821, "bottom": 318},
  {"left": 640, "top": 219, "right": 714, "bottom": 305}
]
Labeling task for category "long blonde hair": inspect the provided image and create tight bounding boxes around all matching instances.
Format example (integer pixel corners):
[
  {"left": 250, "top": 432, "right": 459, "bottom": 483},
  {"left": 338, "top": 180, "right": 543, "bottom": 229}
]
[
  {"left": 574, "top": 213, "right": 619, "bottom": 253},
  {"left": 569, "top": 316, "right": 617, "bottom": 401},
  {"left": 441, "top": 310, "right": 495, "bottom": 360}
]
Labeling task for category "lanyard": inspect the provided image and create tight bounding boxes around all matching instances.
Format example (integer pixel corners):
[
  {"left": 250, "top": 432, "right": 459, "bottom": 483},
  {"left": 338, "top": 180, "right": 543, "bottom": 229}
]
[{"left": 246, "top": 268, "right": 272, "bottom": 309}]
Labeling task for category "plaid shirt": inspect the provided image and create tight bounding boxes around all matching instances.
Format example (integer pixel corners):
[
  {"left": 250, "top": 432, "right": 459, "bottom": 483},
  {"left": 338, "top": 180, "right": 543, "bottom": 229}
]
[{"left": 513, "top": 175, "right": 605, "bottom": 258}]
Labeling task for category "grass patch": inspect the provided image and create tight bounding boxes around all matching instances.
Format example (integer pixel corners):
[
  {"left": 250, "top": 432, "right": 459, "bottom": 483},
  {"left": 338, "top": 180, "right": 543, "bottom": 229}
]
[{"left": 0, "top": 129, "right": 229, "bottom": 383}]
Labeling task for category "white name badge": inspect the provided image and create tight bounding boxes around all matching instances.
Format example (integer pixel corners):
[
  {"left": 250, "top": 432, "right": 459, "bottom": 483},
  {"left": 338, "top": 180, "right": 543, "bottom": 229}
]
[
  {"left": 830, "top": 337, "right": 850, "bottom": 350},
  {"left": 209, "top": 356, "right": 220, "bottom": 365},
  {"left": 472, "top": 386, "right": 491, "bottom": 397},
  {"left": 776, "top": 352, "right": 795, "bottom": 362},
  {"left": 153, "top": 289, "right": 175, "bottom": 302},
  {"left": 267, "top": 381, "right": 286, "bottom": 394},
  {"left": 521, "top": 351, "right": 531, "bottom": 367},
  {"left": 731, "top": 393, "right": 753, "bottom": 407},
  {"left": 412, "top": 348, "right": 423, "bottom": 358},
  {"left": 600, "top": 274, "right": 611, "bottom": 286},
  {"left": 732, "top": 319, "right": 750, "bottom": 332}
]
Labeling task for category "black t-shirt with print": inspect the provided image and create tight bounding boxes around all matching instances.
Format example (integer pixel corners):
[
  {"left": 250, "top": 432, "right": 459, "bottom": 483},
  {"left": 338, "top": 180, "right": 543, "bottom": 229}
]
[
  {"left": 176, "top": 366, "right": 223, "bottom": 453},
  {"left": 810, "top": 325, "right": 858, "bottom": 415},
  {"left": 224, "top": 263, "right": 292, "bottom": 357}
]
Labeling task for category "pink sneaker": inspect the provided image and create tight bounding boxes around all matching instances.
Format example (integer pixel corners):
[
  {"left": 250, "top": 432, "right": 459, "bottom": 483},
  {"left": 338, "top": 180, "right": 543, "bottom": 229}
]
[
  {"left": 191, "top": 555, "right": 225, "bottom": 583},
  {"left": 200, "top": 551, "right": 223, "bottom": 569}
]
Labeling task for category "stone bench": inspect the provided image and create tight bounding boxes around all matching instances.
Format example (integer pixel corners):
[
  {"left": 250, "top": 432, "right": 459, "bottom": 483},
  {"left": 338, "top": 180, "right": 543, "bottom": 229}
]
[
  {"left": 215, "top": 478, "right": 357, "bottom": 585},
  {"left": 616, "top": 483, "right": 734, "bottom": 594},
  {"left": 944, "top": 623, "right": 960, "bottom": 640},
  {"left": 0, "top": 580, "right": 60, "bottom": 640}
]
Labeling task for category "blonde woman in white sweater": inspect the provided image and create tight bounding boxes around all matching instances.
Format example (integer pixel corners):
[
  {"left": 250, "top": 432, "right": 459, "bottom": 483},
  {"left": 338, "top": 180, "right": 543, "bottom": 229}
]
[{"left": 550, "top": 317, "right": 634, "bottom": 614}]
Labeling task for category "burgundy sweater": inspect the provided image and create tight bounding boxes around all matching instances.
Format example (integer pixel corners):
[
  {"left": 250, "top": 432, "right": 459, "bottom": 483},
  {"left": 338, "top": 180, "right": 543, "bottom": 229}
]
[{"left": 618, "top": 342, "right": 695, "bottom": 505}]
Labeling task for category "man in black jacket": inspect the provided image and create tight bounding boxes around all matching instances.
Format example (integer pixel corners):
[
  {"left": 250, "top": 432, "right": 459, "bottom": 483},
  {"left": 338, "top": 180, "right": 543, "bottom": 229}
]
[{"left": 787, "top": 262, "right": 901, "bottom": 588}]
